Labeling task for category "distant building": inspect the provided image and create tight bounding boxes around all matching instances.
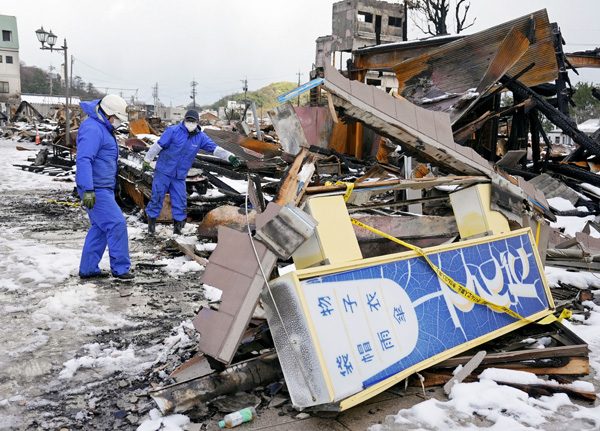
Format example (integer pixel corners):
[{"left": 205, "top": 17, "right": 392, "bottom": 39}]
[
  {"left": 199, "top": 111, "right": 219, "bottom": 124},
  {"left": 0, "top": 15, "right": 21, "bottom": 109},
  {"left": 21, "top": 94, "right": 81, "bottom": 117},
  {"left": 314, "top": 1, "right": 407, "bottom": 96},
  {"left": 547, "top": 118, "right": 599, "bottom": 154},
  {"left": 160, "top": 106, "right": 186, "bottom": 124}
]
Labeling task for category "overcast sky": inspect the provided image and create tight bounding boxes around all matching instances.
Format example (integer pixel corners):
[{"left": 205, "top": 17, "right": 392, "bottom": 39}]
[{"left": 3, "top": 0, "right": 600, "bottom": 107}]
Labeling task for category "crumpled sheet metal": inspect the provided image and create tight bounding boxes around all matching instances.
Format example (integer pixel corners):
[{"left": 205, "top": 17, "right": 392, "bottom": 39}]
[
  {"left": 322, "top": 62, "right": 492, "bottom": 177},
  {"left": 392, "top": 9, "right": 557, "bottom": 119},
  {"left": 261, "top": 275, "right": 332, "bottom": 408}
]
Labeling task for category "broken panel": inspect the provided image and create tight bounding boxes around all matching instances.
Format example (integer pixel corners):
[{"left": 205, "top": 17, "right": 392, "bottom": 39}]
[
  {"left": 195, "top": 226, "right": 277, "bottom": 364},
  {"left": 267, "top": 102, "right": 310, "bottom": 155},
  {"left": 392, "top": 9, "right": 557, "bottom": 120},
  {"left": 322, "top": 63, "right": 492, "bottom": 176},
  {"left": 263, "top": 228, "right": 554, "bottom": 410}
]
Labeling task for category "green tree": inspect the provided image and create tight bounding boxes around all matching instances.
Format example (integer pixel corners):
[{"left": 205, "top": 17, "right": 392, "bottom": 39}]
[
  {"left": 20, "top": 65, "right": 51, "bottom": 94},
  {"left": 570, "top": 82, "right": 600, "bottom": 124},
  {"left": 20, "top": 63, "right": 104, "bottom": 101}
]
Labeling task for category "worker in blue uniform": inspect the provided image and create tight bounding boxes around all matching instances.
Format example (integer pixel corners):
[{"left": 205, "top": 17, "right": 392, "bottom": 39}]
[
  {"left": 142, "top": 109, "right": 240, "bottom": 235},
  {"left": 75, "top": 94, "right": 134, "bottom": 280}
]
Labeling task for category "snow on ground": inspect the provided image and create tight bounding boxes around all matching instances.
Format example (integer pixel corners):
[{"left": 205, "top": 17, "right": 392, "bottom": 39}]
[
  {"left": 0, "top": 139, "right": 204, "bottom": 429},
  {"left": 2, "top": 138, "right": 600, "bottom": 431},
  {"left": 0, "top": 137, "right": 74, "bottom": 193}
]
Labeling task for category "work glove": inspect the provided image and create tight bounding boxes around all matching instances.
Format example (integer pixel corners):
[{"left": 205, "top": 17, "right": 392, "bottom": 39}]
[
  {"left": 142, "top": 161, "right": 150, "bottom": 172},
  {"left": 228, "top": 155, "right": 241, "bottom": 168},
  {"left": 82, "top": 191, "right": 96, "bottom": 210}
]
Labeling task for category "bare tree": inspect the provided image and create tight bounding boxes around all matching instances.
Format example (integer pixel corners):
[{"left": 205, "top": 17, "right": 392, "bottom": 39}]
[{"left": 407, "top": 0, "right": 476, "bottom": 36}]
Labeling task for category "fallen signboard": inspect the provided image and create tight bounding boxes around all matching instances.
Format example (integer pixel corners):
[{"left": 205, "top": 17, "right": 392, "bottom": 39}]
[{"left": 263, "top": 226, "right": 555, "bottom": 410}]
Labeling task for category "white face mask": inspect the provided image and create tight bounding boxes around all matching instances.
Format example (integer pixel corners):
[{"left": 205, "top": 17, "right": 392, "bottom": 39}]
[
  {"left": 185, "top": 121, "right": 197, "bottom": 132},
  {"left": 111, "top": 118, "right": 122, "bottom": 129}
]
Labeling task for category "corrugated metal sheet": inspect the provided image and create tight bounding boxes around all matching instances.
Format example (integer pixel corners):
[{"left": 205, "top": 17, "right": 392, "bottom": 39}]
[
  {"left": 353, "top": 36, "right": 463, "bottom": 70},
  {"left": 202, "top": 129, "right": 261, "bottom": 161},
  {"left": 565, "top": 53, "right": 600, "bottom": 69},
  {"left": 392, "top": 9, "right": 557, "bottom": 105},
  {"left": 322, "top": 63, "right": 492, "bottom": 176}
]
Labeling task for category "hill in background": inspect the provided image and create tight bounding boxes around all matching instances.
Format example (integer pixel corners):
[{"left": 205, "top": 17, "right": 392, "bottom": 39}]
[
  {"left": 20, "top": 62, "right": 312, "bottom": 112},
  {"left": 204, "top": 81, "right": 311, "bottom": 113}
]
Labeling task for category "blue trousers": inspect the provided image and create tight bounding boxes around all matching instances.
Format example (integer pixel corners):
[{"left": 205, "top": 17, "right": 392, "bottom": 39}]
[
  {"left": 145, "top": 171, "right": 187, "bottom": 221},
  {"left": 78, "top": 187, "right": 131, "bottom": 277}
]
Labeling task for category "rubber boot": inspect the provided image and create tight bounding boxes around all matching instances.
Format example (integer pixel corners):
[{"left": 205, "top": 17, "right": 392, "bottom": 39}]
[
  {"left": 148, "top": 217, "right": 156, "bottom": 235},
  {"left": 173, "top": 219, "right": 185, "bottom": 235}
]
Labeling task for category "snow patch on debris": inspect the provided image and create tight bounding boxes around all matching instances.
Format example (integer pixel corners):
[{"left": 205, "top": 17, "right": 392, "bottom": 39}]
[
  {"left": 551, "top": 215, "right": 597, "bottom": 237},
  {"left": 370, "top": 266, "right": 600, "bottom": 431},
  {"left": 547, "top": 196, "right": 577, "bottom": 212},
  {"left": 581, "top": 183, "right": 600, "bottom": 196},
  {"left": 136, "top": 408, "right": 190, "bottom": 431}
]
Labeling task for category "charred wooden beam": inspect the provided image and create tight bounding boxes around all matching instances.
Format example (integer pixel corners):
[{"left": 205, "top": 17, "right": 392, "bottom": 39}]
[
  {"left": 503, "top": 76, "right": 600, "bottom": 156},
  {"left": 529, "top": 111, "right": 541, "bottom": 172},
  {"left": 552, "top": 23, "right": 571, "bottom": 116},
  {"left": 453, "top": 100, "right": 531, "bottom": 145},
  {"left": 546, "top": 162, "right": 600, "bottom": 188},
  {"left": 192, "top": 158, "right": 247, "bottom": 180}
]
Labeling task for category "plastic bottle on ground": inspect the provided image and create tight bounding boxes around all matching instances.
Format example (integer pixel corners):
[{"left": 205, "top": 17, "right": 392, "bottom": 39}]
[{"left": 218, "top": 406, "right": 257, "bottom": 428}]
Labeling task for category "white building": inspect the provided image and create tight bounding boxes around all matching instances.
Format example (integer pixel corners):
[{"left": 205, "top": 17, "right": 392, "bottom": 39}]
[
  {"left": 159, "top": 106, "right": 186, "bottom": 124},
  {"left": 0, "top": 15, "right": 21, "bottom": 109},
  {"left": 20, "top": 94, "right": 81, "bottom": 117},
  {"left": 547, "top": 118, "right": 599, "bottom": 154},
  {"left": 548, "top": 118, "right": 600, "bottom": 146}
]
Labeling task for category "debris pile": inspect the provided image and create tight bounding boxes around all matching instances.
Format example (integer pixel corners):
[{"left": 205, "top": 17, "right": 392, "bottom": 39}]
[{"left": 3, "top": 5, "right": 600, "bottom": 427}]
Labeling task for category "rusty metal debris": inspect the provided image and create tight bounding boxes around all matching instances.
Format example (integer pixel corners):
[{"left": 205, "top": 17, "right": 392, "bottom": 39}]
[{"left": 5, "top": 1, "right": 600, "bottom": 420}]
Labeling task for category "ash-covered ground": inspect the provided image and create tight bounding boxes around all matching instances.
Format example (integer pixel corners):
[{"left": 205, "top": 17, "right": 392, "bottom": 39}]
[{"left": 0, "top": 184, "right": 216, "bottom": 430}]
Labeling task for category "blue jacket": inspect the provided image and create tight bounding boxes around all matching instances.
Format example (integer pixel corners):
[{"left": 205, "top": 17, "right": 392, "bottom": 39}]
[
  {"left": 155, "top": 122, "right": 217, "bottom": 180},
  {"left": 75, "top": 99, "right": 118, "bottom": 191}
]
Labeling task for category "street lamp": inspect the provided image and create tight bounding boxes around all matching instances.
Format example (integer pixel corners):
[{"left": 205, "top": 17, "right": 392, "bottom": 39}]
[{"left": 35, "top": 26, "right": 70, "bottom": 146}]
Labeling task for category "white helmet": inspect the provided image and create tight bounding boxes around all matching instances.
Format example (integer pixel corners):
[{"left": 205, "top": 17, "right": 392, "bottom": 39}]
[{"left": 100, "top": 94, "right": 128, "bottom": 122}]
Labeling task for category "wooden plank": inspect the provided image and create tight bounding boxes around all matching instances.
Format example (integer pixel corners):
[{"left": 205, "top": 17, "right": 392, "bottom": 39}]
[
  {"left": 306, "top": 175, "right": 490, "bottom": 194},
  {"left": 444, "top": 351, "right": 487, "bottom": 395},
  {"left": 415, "top": 356, "right": 589, "bottom": 387},
  {"left": 173, "top": 241, "right": 208, "bottom": 266},
  {"left": 274, "top": 148, "right": 315, "bottom": 207},
  {"left": 434, "top": 345, "right": 589, "bottom": 368}
]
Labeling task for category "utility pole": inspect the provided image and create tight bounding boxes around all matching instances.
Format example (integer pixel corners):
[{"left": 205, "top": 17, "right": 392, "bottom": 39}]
[
  {"left": 190, "top": 79, "right": 198, "bottom": 110},
  {"left": 296, "top": 70, "right": 303, "bottom": 107},
  {"left": 241, "top": 77, "right": 249, "bottom": 122},
  {"left": 152, "top": 82, "right": 159, "bottom": 118},
  {"left": 241, "top": 77, "right": 248, "bottom": 104},
  {"left": 70, "top": 55, "right": 74, "bottom": 107}
]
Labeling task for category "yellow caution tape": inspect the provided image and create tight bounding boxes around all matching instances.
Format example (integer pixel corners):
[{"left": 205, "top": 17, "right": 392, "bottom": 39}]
[
  {"left": 535, "top": 308, "right": 571, "bottom": 325},
  {"left": 558, "top": 308, "right": 572, "bottom": 322},
  {"left": 45, "top": 199, "right": 80, "bottom": 207},
  {"left": 324, "top": 181, "right": 355, "bottom": 202},
  {"left": 350, "top": 217, "right": 559, "bottom": 325}
]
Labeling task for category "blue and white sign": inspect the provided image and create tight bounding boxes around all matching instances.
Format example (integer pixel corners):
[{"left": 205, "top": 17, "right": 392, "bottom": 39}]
[{"left": 299, "top": 230, "right": 552, "bottom": 402}]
